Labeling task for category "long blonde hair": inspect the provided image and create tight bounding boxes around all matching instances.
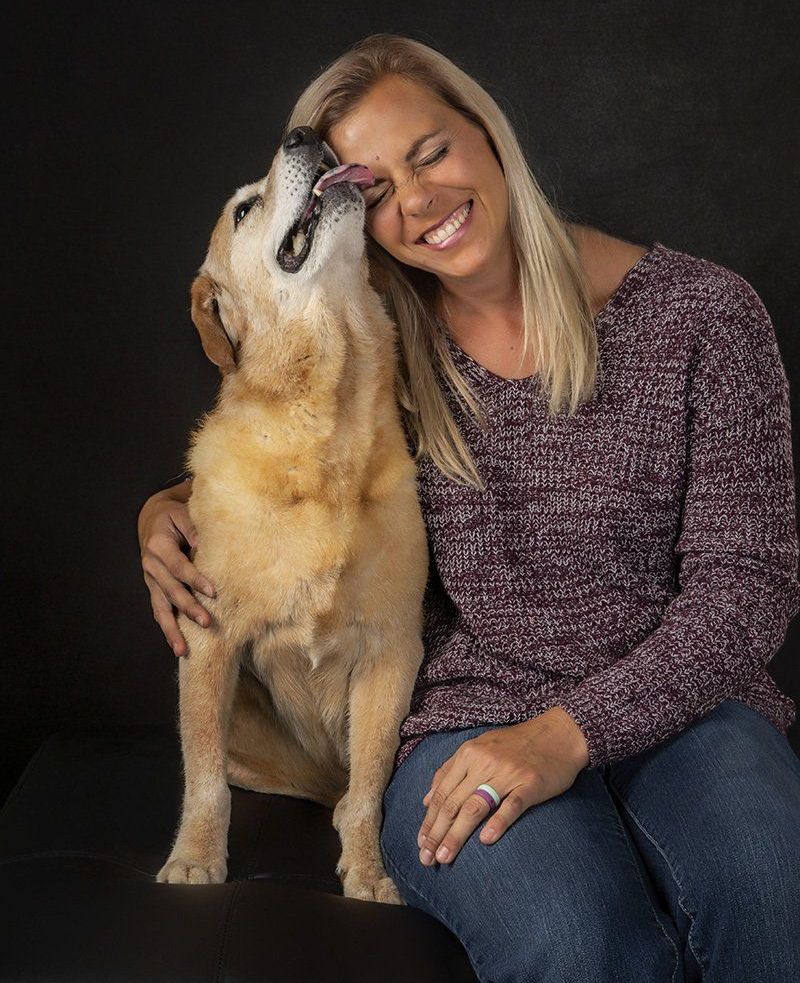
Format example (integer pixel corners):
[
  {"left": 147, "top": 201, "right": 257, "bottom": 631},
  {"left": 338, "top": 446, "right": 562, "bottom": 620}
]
[{"left": 285, "top": 34, "right": 598, "bottom": 489}]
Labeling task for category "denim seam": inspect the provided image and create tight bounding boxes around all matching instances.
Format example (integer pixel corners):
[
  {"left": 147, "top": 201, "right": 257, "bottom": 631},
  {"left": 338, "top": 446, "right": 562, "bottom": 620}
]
[
  {"left": 597, "top": 779, "right": 682, "bottom": 983},
  {"left": 607, "top": 779, "right": 709, "bottom": 978},
  {"left": 382, "top": 850, "right": 488, "bottom": 982}
]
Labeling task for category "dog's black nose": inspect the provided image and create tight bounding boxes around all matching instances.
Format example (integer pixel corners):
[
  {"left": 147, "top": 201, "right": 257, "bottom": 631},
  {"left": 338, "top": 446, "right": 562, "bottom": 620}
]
[{"left": 283, "top": 126, "right": 319, "bottom": 152}]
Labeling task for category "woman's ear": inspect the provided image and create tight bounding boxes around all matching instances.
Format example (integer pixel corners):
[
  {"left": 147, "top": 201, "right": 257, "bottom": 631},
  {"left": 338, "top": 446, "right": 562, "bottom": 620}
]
[{"left": 190, "top": 274, "right": 237, "bottom": 376}]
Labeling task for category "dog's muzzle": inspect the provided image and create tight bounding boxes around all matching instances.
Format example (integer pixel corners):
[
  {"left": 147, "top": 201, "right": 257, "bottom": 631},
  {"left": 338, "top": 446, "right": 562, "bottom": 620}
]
[{"left": 276, "top": 129, "right": 375, "bottom": 274}]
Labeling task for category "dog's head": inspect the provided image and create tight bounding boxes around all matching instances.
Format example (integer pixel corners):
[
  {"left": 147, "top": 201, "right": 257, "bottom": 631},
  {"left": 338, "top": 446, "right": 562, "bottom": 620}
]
[{"left": 191, "top": 126, "right": 375, "bottom": 376}]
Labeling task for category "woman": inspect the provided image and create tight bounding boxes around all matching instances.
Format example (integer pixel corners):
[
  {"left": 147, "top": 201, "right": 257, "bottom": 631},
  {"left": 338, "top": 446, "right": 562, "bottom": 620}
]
[{"left": 138, "top": 34, "right": 800, "bottom": 982}]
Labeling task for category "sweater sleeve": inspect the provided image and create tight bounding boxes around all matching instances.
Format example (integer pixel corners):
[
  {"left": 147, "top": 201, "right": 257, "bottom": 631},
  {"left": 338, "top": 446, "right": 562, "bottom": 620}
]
[{"left": 555, "top": 272, "right": 800, "bottom": 768}]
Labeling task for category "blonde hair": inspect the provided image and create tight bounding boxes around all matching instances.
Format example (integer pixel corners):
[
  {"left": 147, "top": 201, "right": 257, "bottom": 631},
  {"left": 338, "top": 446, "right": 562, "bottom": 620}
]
[{"left": 285, "top": 34, "right": 599, "bottom": 489}]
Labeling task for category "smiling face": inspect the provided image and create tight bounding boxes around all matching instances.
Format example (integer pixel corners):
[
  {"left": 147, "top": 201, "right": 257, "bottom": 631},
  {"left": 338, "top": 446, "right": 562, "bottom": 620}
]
[{"left": 327, "top": 74, "right": 510, "bottom": 286}]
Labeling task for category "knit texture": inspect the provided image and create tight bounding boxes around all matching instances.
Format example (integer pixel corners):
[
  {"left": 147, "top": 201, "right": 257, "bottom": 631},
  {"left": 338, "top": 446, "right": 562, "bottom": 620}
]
[{"left": 394, "top": 241, "right": 800, "bottom": 773}]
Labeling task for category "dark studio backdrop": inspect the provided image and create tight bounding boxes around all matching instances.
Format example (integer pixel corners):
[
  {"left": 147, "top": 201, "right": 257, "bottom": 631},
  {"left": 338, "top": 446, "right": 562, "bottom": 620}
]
[{"left": 4, "top": 0, "right": 800, "bottom": 804}]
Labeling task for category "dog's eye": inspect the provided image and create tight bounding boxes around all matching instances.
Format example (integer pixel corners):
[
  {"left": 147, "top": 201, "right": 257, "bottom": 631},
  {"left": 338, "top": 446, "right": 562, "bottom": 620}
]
[{"left": 233, "top": 195, "right": 261, "bottom": 229}]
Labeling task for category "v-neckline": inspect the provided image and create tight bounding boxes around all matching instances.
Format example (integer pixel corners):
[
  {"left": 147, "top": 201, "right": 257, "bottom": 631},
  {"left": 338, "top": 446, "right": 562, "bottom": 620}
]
[{"left": 445, "top": 241, "right": 666, "bottom": 387}]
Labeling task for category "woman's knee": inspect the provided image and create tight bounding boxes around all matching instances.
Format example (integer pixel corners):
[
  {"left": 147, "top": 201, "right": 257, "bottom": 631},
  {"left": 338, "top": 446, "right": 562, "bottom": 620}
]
[
  {"left": 683, "top": 821, "right": 800, "bottom": 974},
  {"left": 380, "top": 769, "right": 680, "bottom": 982},
  {"left": 381, "top": 835, "right": 679, "bottom": 983}
]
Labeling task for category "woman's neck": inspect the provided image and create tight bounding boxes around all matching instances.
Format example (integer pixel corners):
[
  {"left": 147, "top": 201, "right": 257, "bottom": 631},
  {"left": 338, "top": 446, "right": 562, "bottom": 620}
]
[{"left": 434, "top": 227, "right": 521, "bottom": 328}]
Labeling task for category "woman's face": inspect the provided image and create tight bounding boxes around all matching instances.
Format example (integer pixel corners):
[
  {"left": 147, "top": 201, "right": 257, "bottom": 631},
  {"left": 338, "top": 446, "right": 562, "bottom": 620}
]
[{"left": 326, "top": 74, "right": 510, "bottom": 284}]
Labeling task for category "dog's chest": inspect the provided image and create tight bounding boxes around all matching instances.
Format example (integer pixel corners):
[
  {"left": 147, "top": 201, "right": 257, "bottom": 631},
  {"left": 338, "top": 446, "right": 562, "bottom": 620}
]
[
  {"left": 246, "top": 613, "right": 360, "bottom": 674},
  {"left": 245, "top": 623, "right": 356, "bottom": 759}
]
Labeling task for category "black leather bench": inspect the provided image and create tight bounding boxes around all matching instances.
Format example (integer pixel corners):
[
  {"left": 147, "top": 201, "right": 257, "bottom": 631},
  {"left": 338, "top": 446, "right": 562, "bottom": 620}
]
[{"left": 0, "top": 729, "right": 477, "bottom": 982}]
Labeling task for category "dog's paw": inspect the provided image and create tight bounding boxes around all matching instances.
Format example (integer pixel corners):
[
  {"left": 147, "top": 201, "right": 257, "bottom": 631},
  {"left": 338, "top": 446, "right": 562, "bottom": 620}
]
[
  {"left": 156, "top": 856, "right": 227, "bottom": 885},
  {"left": 337, "top": 860, "right": 405, "bottom": 905}
]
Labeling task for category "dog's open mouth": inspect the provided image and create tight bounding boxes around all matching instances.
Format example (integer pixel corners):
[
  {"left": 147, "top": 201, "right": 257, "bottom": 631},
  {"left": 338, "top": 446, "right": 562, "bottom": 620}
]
[{"left": 277, "top": 146, "right": 375, "bottom": 274}]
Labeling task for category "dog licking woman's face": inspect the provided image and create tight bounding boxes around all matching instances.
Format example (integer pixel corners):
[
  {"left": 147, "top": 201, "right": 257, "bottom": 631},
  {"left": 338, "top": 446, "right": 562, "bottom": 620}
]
[
  {"left": 326, "top": 73, "right": 511, "bottom": 294},
  {"left": 189, "top": 132, "right": 375, "bottom": 375}
]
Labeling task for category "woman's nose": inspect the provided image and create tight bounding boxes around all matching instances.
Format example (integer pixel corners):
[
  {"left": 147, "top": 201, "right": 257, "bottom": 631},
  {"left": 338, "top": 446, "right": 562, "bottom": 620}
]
[{"left": 394, "top": 176, "right": 436, "bottom": 216}]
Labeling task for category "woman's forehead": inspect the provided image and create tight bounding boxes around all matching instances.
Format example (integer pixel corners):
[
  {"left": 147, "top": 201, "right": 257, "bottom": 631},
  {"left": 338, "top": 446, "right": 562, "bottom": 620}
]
[
  {"left": 327, "top": 77, "right": 451, "bottom": 165},
  {"left": 328, "top": 119, "right": 451, "bottom": 176}
]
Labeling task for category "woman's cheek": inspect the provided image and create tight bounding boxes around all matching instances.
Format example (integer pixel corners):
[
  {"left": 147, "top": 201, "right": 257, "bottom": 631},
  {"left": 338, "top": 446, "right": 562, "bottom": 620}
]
[{"left": 371, "top": 216, "right": 400, "bottom": 255}]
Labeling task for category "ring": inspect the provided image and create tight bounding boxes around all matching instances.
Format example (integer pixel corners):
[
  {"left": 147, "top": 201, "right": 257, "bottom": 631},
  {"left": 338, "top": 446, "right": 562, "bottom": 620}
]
[{"left": 473, "top": 783, "right": 501, "bottom": 811}]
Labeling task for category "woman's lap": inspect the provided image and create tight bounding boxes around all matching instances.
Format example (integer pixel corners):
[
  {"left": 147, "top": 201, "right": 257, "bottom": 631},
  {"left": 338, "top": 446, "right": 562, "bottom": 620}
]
[
  {"left": 381, "top": 726, "right": 682, "bottom": 982},
  {"left": 380, "top": 699, "right": 800, "bottom": 983},
  {"left": 605, "top": 699, "right": 800, "bottom": 981}
]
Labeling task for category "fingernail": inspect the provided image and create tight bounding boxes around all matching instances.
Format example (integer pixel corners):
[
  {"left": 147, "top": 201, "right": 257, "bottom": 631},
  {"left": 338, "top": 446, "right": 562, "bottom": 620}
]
[
  {"left": 201, "top": 581, "right": 216, "bottom": 597},
  {"left": 420, "top": 848, "right": 433, "bottom": 864},
  {"left": 436, "top": 846, "right": 450, "bottom": 862}
]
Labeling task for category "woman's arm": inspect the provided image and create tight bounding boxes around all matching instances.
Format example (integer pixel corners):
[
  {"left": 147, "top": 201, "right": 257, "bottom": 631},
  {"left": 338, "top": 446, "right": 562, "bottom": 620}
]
[
  {"left": 556, "top": 272, "right": 800, "bottom": 767},
  {"left": 138, "top": 475, "right": 217, "bottom": 658}
]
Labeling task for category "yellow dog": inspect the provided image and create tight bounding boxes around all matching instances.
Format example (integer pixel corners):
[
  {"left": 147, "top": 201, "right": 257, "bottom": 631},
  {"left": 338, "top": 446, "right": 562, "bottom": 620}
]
[{"left": 156, "top": 126, "right": 428, "bottom": 904}]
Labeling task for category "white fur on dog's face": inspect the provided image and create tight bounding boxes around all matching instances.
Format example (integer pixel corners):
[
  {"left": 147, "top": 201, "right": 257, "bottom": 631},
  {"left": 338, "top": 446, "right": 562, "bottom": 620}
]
[
  {"left": 191, "top": 134, "right": 372, "bottom": 375},
  {"left": 205, "top": 138, "right": 369, "bottom": 313}
]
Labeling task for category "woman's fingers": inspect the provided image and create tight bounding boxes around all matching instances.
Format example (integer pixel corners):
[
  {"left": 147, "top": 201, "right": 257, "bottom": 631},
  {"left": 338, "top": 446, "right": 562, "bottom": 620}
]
[
  {"left": 160, "top": 535, "right": 216, "bottom": 599},
  {"left": 148, "top": 577, "right": 190, "bottom": 657},
  {"left": 168, "top": 505, "right": 200, "bottom": 552},
  {"left": 417, "top": 758, "right": 468, "bottom": 852},
  {"left": 143, "top": 550, "right": 214, "bottom": 626},
  {"left": 422, "top": 777, "right": 496, "bottom": 864},
  {"left": 162, "top": 506, "right": 216, "bottom": 597},
  {"left": 141, "top": 528, "right": 217, "bottom": 658},
  {"left": 138, "top": 494, "right": 218, "bottom": 657}
]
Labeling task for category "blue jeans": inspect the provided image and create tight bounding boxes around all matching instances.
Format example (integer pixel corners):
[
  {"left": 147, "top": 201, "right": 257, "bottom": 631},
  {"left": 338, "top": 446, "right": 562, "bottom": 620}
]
[{"left": 380, "top": 700, "right": 800, "bottom": 982}]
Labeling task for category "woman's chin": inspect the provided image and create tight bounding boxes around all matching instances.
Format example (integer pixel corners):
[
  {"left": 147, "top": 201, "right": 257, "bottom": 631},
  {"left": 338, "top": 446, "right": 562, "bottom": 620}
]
[{"left": 425, "top": 244, "right": 490, "bottom": 278}]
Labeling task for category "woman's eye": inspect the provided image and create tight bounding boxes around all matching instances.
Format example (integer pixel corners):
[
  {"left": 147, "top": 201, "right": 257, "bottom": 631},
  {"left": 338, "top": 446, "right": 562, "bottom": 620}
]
[
  {"left": 421, "top": 145, "right": 449, "bottom": 166},
  {"left": 366, "top": 145, "right": 450, "bottom": 211},
  {"left": 366, "top": 190, "right": 387, "bottom": 211}
]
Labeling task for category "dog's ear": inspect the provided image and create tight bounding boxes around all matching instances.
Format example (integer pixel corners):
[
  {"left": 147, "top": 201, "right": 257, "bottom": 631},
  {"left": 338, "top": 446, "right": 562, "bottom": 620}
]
[
  {"left": 190, "top": 274, "right": 237, "bottom": 376},
  {"left": 367, "top": 252, "right": 391, "bottom": 294}
]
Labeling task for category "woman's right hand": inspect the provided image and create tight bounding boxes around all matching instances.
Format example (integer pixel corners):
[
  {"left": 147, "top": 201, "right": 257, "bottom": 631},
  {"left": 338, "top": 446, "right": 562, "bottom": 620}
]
[{"left": 138, "top": 484, "right": 217, "bottom": 658}]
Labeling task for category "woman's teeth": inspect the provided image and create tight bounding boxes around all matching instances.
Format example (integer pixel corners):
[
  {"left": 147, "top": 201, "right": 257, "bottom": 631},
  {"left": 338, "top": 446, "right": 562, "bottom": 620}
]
[{"left": 422, "top": 200, "right": 472, "bottom": 244}]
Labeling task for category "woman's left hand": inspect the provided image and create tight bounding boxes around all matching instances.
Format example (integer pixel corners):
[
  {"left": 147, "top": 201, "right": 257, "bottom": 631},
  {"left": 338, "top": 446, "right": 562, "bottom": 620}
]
[{"left": 417, "top": 706, "right": 590, "bottom": 866}]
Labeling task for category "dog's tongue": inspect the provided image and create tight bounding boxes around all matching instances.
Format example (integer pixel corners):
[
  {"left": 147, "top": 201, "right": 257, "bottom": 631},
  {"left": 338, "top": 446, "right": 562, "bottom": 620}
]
[
  {"left": 297, "top": 163, "right": 376, "bottom": 227},
  {"left": 312, "top": 162, "right": 375, "bottom": 197}
]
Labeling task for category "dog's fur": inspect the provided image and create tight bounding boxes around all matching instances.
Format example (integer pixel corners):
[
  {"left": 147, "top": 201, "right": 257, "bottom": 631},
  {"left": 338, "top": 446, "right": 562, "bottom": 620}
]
[{"left": 156, "top": 131, "right": 428, "bottom": 903}]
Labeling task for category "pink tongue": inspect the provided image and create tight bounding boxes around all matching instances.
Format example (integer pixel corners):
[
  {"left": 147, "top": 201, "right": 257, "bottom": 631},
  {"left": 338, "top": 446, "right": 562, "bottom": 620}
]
[
  {"left": 313, "top": 162, "right": 375, "bottom": 196},
  {"left": 298, "top": 163, "right": 375, "bottom": 226},
  {"left": 297, "top": 164, "right": 376, "bottom": 226}
]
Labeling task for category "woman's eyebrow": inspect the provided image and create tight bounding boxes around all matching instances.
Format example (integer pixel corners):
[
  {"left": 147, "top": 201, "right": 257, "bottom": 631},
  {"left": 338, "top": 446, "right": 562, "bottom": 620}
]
[{"left": 368, "top": 129, "right": 446, "bottom": 189}]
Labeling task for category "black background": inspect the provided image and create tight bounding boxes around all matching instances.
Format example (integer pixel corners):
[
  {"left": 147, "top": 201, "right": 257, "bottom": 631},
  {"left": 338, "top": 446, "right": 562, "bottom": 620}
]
[{"left": 4, "top": 0, "right": 800, "bottom": 804}]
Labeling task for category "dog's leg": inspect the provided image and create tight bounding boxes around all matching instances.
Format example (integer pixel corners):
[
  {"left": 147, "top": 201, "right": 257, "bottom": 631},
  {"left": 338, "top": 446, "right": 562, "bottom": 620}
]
[
  {"left": 157, "top": 611, "right": 241, "bottom": 885},
  {"left": 335, "top": 630, "right": 424, "bottom": 904}
]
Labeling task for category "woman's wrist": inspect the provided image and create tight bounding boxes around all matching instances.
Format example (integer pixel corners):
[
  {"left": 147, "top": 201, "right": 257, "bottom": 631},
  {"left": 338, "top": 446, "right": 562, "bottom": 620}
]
[
  {"left": 540, "top": 706, "right": 590, "bottom": 770},
  {"left": 165, "top": 476, "right": 193, "bottom": 503},
  {"left": 138, "top": 478, "right": 192, "bottom": 544}
]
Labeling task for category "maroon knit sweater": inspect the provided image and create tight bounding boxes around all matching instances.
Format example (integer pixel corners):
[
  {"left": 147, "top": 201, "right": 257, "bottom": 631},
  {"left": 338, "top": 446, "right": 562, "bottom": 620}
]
[{"left": 394, "top": 241, "right": 800, "bottom": 772}]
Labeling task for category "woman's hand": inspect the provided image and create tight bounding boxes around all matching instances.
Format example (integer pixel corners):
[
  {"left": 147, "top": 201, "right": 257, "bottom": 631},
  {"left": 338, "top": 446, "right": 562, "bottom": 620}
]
[
  {"left": 417, "top": 707, "right": 589, "bottom": 866},
  {"left": 138, "top": 481, "right": 217, "bottom": 658}
]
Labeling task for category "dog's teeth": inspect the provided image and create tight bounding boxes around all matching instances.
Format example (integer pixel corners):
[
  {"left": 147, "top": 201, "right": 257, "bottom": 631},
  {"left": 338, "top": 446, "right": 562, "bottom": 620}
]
[
  {"left": 313, "top": 187, "right": 323, "bottom": 198},
  {"left": 292, "top": 230, "right": 306, "bottom": 256}
]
